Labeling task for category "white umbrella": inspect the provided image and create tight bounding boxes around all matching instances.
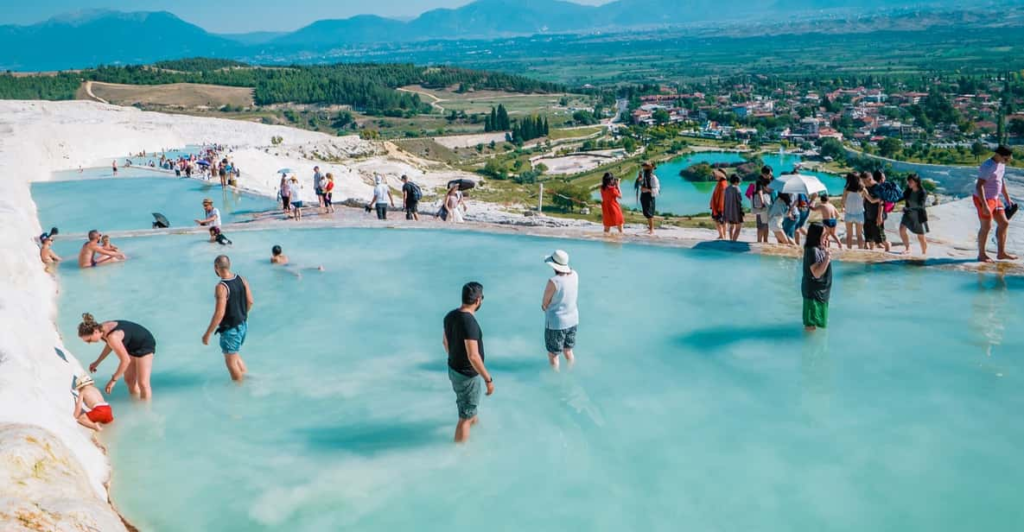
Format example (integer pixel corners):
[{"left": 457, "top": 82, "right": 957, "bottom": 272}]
[
  {"left": 277, "top": 168, "right": 293, "bottom": 175},
  {"left": 775, "top": 174, "right": 827, "bottom": 197}
]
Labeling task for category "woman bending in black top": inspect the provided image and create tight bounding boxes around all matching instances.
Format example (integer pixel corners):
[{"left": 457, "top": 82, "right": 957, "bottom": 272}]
[{"left": 79, "top": 313, "right": 157, "bottom": 399}]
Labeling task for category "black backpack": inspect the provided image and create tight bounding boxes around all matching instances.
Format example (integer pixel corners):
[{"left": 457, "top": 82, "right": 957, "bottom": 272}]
[{"left": 408, "top": 182, "right": 423, "bottom": 202}]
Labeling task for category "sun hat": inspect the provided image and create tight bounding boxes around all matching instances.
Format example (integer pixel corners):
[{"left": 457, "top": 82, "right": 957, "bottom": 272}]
[
  {"left": 202, "top": 197, "right": 212, "bottom": 205},
  {"left": 544, "top": 249, "right": 571, "bottom": 273},
  {"left": 74, "top": 374, "right": 95, "bottom": 391},
  {"left": 641, "top": 161, "right": 655, "bottom": 170}
]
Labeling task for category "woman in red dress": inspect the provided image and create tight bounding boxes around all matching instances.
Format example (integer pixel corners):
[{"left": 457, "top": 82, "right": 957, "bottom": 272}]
[{"left": 601, "top": 172, "right": 625, "bottom": 234}]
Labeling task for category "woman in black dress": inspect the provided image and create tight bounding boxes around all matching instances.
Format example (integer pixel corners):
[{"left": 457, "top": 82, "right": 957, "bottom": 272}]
[
  {"left": 899, "top": 173, "right": 929, "bottom": 255},
  {"left": 78, "top": 313, "right": 157, "bottom": 400}
]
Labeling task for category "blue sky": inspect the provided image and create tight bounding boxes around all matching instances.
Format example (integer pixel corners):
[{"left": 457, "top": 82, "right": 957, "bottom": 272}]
[{"left": 0, "top": 0, "right": 610, "bottom": 33}]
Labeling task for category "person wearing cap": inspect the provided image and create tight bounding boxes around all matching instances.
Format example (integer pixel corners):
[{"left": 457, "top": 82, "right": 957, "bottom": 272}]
[
  {"left": 72, "top": 374, "right": 113, "bottom": 431},
  {"left": 195, "top": 198, "right": 223, "bottom": 241},
  {"left": 635, "top": 162, "right": 660, "bottom": 235},
  {"left": 975, "top": 145, "right": 1018, "bottom": 262},
  {"left": 541, "top": 250, "right": 579, "bottom": 371},
  {"left": 40, "top": 235, "right": 61, "bottom": 269},
  {"left": 78, "top": 229, "right": 125, "bottom": 268},
  {"left": 443, "top": 282, "right": 493, "bottom": 443},
  {"left": 369, "top": 175, "right": 395, "bottom": 220}
]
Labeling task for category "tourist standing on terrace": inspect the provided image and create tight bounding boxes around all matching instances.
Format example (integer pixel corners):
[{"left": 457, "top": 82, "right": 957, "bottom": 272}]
[
  {"left": 861, "top": 172, "right": 890, "bottom": 252},
  {"left": 768, "top": 193, "right": 796, "bottom": 245},
  {"left": 541, "top": 250, "right": 579, "bottom": 371},
  {"left": 370, "top": 175, "right": 395, "bottom": 221},
  {"left": 723, "top": 175, "right": 744, "bottom": 241},
  {"left": 313, "top": 166, "right": 325, "bottom": 213},
  {"left": 801, "top": 223, "right": 832, "bottom": 332},
  {"left": 323, "top": 173, "right": 336, "bottom": 214},
  {"left": 841, "top": 173, "right": 865, "bottom": 249},
  {"left": 79, "top": 313, "right": 156, "bottom": 400},
  {"left": 202, "top": 255, "right": 253, "bottom": 382},
  {"left": 710, "top": 169, "right": 729, "bottom": 240},
  {"left": 975, "top": 146, "right": 1018, "bottom": 262},
  {"left": 444, "top": 282, "right": 494, "bottom": 443},
  {"left": 899, "top": 174, "right": 929, "bottom": 256},
  {"left": 636, "top": 162, "right": 660, "bottom": 235},
  {"left": 600, "top": 172, "right": 624, "bottom": 234},
  {"left": 813, "top": 193, "right": 843, "bottom": 249},
  {"left": 279, "top": 176, "right": 292, "bottom": 215},
  {"left": 752, "top": 182, "right": 771, "bottom": 243},
  {"left": 401, "top": 175, "right": 421, "bottom": 221}
]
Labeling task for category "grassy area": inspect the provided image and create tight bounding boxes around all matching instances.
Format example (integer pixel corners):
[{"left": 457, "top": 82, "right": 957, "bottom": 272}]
[
  {"left": 82, "top": 81, "right": 254, "bottom": 108},
  {"left": 548, "top": 126, "right": 603, "bottom": 140}
]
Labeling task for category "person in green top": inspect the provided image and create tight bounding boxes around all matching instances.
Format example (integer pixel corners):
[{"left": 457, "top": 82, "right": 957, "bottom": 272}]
[{"left": 802, "top": 223, "right": 833, "bottom": 331}]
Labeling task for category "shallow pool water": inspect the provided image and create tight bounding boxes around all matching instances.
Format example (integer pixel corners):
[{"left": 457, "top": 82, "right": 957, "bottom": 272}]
[
  {"left": 49, "top": 227, "right": 1024, "bottom": 532},
  {"left": 34, "top": 176, "right": 278, "bottom": 233},
  {"left": 609, "top": 152, "right": 846, "bottom": 216}
]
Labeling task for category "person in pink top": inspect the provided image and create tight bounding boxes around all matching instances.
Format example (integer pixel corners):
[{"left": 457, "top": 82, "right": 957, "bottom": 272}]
[{"left": 974, "top": 146, "right": 1017, "bottom": 262}]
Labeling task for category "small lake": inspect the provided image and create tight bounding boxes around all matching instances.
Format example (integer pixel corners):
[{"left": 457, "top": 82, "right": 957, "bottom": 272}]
[{"left": 599, "top": 152, "right": 846, "bottom": 216}]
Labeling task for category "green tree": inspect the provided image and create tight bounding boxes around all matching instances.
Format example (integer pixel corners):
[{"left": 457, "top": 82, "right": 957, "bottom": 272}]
[
  {"left": 653, "top": 109, "right": 671, "bottom": 125},
  {"left": 877, "top": 137, "right": 903, "bottom": 158},
  {"left": 971, "top": 141, "right": 988, "bottom": 161},
  {"left": 1009, "top": 118, "right": 1024, "bottom": 138}
]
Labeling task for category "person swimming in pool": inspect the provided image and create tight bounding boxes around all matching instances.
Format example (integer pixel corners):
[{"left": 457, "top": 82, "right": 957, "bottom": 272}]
[
  {"left": 100, "top": 234, "right": 120, "bottom": 253},
  {"left": 271, "top": 245, "right": 289, "bottom": 265},
  {"left": 72, "top": 374, "right": 114, "bottom": 431},
  {"left": 78, "top": 230, "right": 126, "bottom": 268},
  {"left": 79, "top": 313, "right": 156, "bottom": 400}
]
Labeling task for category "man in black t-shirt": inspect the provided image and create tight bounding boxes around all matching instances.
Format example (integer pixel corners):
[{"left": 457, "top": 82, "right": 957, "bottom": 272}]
[
  {"left": 401, "top": 175, "right": 420, "bottom": 221},
  {"left": 443, "top": 282, "right": 494, "bottom": 443}
]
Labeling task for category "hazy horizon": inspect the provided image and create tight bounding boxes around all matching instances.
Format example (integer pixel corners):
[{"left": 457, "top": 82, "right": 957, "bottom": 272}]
[{"left": 0, "top": 0, "right": 614, "bottom": 33}]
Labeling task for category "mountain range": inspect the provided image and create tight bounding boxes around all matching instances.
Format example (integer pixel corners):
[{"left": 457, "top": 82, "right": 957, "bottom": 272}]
[{"left": 0, "top": 0, "right": 1009, "bottom": 71}]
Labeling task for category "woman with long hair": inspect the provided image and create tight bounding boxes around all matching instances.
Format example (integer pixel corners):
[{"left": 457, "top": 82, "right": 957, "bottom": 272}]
[
  {"left": 801, "top": 223, "right": 833, "bottom": 331},
  {"left": 899, "top": 173, "right": 929, "bottom": 255},
  {"left": 768, "top": 193, "right": 796, "bottom": 245},
  {"left": 78, "top": 313, "right": 157, "bottom": 400},
  {"left": 600, "top": 172, "right": 624, "bottom": 234},
  {"left": 840, "top": 172, "right": 865, "bottom": 249}
]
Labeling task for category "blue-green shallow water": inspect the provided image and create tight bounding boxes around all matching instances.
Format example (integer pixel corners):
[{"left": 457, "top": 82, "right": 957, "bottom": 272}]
[
  {"left": 33, "top": 177, "right": 278, "bottom": 233},
  {"left": 604, "top": 152, "right": 847, "bottom": 216},
  {"left": 49, "top": 229, "right": 1024, "bottom": 531}
]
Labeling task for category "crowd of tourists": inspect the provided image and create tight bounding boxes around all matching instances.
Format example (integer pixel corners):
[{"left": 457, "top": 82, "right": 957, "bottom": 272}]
[
  {"left": 597, "top": 145, "right": 1017, "bottom": 261},
  {"left": 41, "top": 145, "right": 1018, "bottom": 440}
]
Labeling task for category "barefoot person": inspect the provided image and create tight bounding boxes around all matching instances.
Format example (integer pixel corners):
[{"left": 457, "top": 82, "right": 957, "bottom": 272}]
[
  {"left": 899, "top": 174, "right": 930, "bottom": 255},
  {"left": 79, "top": 313, "right": 156, "bottom": 400},
  {"left": 710, "top": 169, "right": 728, "bottom": 240},
  {"left": 636, "top": 162, "right": 660, "bottom": 235},
  {"left": 801, "top": 223, "right": 833, "bottom": 332},
  {"left": 401, "top": 175, "right": 421, "bottom": 221},
  {"left": 975, "top": 146, "right": 1018, "bottom": 262},
  {"left": 541, "top": 250, "right": 579, "bottom": 371},
  {"left": 78, "top": 230, "right": 125, "bottom": 268},
  {"left": 600, "top": 172, "right": 624, "bottom": 234},
  {"left": 813, "top": 193, "right": 843, "bottom": 249},
  {"left": 444, "top": 282, "right": 494, "bottom": 443},
  {"left": 841, "top": 173, "right": 865, "bottom": 249},
  {"left": 202, "top": 255, "right": 253, "bottom": 382},
  {"left": 72, "top": 375, "right": 113, "bottom": 431}
]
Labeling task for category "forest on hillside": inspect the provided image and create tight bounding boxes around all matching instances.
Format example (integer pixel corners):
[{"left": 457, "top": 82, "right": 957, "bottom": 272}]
[{"left": 0, "top": 61, "right": 565, "bottom": 115}]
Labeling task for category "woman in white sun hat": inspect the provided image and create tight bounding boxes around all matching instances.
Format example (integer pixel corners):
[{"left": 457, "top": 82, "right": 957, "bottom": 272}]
[{"left": 541, "top": 249, "right": 579, "bottom": 371}]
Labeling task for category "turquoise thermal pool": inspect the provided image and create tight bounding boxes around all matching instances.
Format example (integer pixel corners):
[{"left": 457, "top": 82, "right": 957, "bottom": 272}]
[
  {"left": 33, "top": 175, "right": 278, "bottom": 233},
  {"left": 46, "top": 219, "right": 1024, "bottom": 530}
]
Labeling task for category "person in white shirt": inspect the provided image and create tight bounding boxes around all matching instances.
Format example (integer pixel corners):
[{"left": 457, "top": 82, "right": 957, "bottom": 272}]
[
  {"left": 974, "top": 146, "right": 1017, "bottom": 262},
  {"left": 370, "top": 175, "right": 395, "bottom": 220},
  {"left": 541, "top": 250, "right": 579, "bottom": 371}
]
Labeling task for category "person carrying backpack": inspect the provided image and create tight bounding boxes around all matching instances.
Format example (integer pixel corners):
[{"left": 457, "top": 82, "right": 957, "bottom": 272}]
[{"left": 401, "top": 175, "right": 423, "bottom": 221}]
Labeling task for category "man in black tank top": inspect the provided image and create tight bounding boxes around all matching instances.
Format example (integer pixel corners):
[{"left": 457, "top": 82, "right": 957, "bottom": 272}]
[{"left": 202, "top": 255, "right": 254, "bottom": 382}]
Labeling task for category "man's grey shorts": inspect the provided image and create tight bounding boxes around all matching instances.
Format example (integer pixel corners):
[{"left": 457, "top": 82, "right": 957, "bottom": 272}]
[
  {"left": 448, "top": 367, "right": 482, "bottom": 420},
  {"left": 545, "top": 326, "right": 578, "bottom": 354}
]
